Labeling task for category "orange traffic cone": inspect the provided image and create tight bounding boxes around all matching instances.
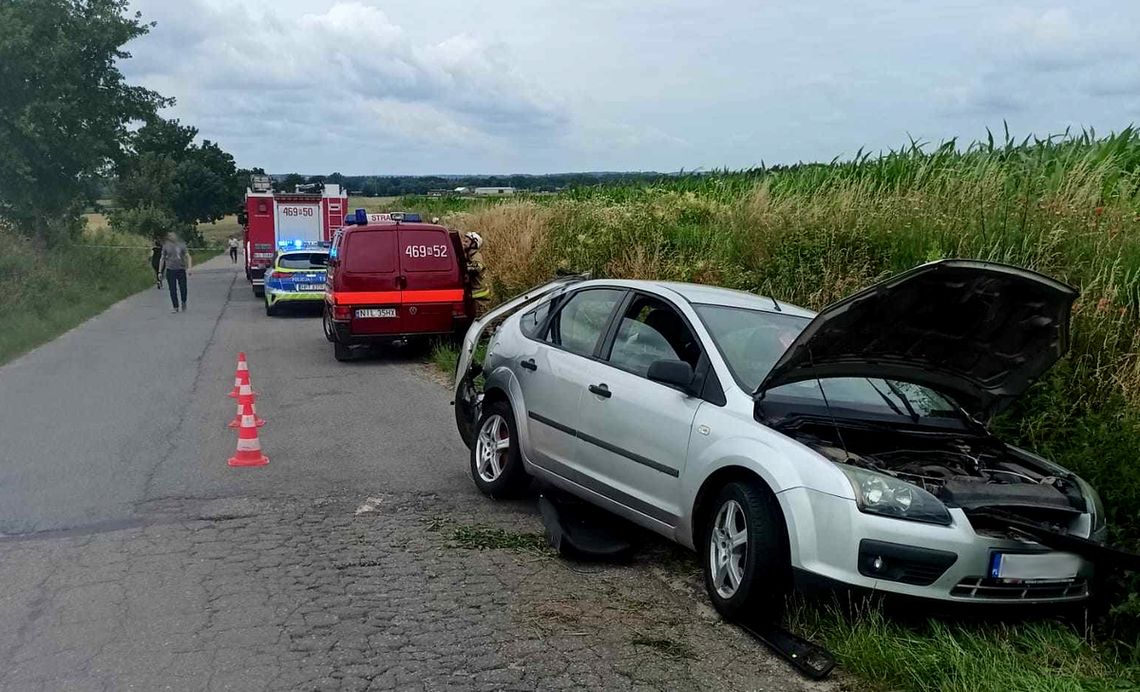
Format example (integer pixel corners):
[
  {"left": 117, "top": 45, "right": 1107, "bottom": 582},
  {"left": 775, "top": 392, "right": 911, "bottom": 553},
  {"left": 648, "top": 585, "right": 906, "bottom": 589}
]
[
  {"left": 228, "top": 381, "right": 265, "bottom": 428},
  {"left": 227, "top": 352, "right": 252, "bottom": 398},
  {"left": 228, "top": 411, "right": 269, "bottom": 467}
]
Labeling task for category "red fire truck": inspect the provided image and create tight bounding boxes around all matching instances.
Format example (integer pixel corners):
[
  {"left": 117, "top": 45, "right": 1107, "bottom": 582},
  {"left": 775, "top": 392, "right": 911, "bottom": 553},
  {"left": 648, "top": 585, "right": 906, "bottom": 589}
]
[{"left": 241, "top": 178, "right": 349, "bottom": 296}]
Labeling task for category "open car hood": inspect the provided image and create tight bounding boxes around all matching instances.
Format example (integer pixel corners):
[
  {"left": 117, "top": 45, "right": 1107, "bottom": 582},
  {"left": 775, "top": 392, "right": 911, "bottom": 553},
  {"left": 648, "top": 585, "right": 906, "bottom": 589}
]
[{"left": 755, "top": 260, "right": 1078, "bottom": 419}]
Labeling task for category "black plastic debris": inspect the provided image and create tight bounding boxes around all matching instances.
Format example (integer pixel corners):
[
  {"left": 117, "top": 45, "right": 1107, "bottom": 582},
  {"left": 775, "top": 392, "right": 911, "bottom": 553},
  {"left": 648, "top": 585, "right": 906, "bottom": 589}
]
[{"left": 538, "top": 490, "right": 635, "bottom": 560}]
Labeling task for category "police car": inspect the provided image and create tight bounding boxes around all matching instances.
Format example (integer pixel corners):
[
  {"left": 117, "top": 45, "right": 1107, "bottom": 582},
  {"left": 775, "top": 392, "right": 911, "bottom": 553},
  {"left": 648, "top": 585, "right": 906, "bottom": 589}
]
[{"left": 264, "top": 243, "right": 330, "bottom": 316}]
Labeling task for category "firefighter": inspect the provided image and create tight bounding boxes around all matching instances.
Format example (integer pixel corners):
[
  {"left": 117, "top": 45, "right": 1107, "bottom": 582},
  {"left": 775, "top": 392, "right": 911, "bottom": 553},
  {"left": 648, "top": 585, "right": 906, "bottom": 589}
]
[{"left": 462, "top": 231, "right": 489, "bottom": 303}]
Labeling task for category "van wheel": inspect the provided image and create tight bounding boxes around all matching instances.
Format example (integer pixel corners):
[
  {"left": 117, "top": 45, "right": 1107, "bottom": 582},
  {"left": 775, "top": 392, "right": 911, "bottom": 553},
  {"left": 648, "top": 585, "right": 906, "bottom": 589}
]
[
  {"left": 334, "top": 341, "right": 354, "bottom": 362},
  {"left": 322, "top": 309, "right": 336, "bottom": 342},
  {"left": 702, "top": 481, "right": 791, "bottom": 623},
  {"left": 470, "top": 400, "right": 528, "bottom": 498}
]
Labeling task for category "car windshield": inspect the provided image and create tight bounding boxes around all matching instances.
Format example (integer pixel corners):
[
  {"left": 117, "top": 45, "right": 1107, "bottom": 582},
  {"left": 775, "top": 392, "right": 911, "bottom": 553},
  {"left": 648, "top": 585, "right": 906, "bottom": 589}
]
[
  {"left": 278, "top": 253, "right": 328, "bottom": 270},
  {"left": 694, "top": 303, "right": 963, "bottom": 421}
]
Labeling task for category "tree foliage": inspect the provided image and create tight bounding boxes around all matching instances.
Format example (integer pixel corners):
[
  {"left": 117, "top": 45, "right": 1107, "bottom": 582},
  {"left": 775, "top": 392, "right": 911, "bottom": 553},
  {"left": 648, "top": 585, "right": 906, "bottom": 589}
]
[
  {"left": 114, "top": 117, "right": 242, "bottom": 243},
  {"left": 0, "top": 0, "right": 168, "bottom": 243}
]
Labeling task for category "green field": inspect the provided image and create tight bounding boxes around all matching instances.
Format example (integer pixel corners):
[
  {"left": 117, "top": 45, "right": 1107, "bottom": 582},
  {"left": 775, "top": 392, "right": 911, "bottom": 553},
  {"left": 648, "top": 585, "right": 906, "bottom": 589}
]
[{"left": 418, "top": 129, "right": 1140, "bottom": 691}]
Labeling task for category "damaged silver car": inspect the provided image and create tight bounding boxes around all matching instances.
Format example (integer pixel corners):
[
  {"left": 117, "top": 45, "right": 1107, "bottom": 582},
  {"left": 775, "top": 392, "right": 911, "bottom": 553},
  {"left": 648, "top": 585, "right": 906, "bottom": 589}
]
[{"left": 453, "top": 260, "right": 1107, "bottom": 617}]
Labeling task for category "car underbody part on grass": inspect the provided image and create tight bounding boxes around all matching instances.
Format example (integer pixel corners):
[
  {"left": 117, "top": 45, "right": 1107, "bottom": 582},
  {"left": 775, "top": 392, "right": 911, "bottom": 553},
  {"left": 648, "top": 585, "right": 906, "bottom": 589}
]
[
  {"left": 969, "top": 508, "right": 1140, "bottom": 572},
  {"left": 537, "top": 488, "right": 635, "bottom": 559},
  {"left": 535, "top": 487, "right": 836, "bottom": 680},
  {"left": 737, "top": 621, "right": 837, "bottom": 680}
]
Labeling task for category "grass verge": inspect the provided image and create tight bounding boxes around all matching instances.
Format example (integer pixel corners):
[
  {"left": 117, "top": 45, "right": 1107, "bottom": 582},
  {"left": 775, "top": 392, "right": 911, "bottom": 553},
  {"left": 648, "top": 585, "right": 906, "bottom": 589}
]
[{"left": 0, "top": 224, "right": 222, "bottom": 365}]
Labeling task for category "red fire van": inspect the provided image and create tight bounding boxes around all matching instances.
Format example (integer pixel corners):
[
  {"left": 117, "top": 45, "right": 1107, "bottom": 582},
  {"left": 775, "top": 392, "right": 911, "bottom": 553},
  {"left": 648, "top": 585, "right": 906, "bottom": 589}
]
[{"left": 323, "top": 211, "right": 474, "bottom": 361}]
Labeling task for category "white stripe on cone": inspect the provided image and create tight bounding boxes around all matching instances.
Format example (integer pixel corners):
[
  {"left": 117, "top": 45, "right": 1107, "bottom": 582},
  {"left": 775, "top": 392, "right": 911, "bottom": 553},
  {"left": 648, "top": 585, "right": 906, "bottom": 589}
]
[{"left": 236, "top": 437, "right": 262, "bottom": 451}]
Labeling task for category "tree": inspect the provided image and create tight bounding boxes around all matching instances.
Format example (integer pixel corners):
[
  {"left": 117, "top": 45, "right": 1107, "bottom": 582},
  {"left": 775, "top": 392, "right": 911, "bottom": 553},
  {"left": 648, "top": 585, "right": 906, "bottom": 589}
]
[
  {"left": 114, "top": 117, "right": 242, "bottom": 243},
  {"left": 0, "top": 0, "right": 168, "bottom": 243}
]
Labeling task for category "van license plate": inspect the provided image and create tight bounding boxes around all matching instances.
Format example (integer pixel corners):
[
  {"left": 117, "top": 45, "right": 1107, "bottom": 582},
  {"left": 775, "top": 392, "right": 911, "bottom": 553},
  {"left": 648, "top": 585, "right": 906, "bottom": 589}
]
[
  {"left": 990, "top": 552, "right": 1080, "bottom": 580},
  {"left": 355, "top": 308, "right": 396, "bottom": 319}
]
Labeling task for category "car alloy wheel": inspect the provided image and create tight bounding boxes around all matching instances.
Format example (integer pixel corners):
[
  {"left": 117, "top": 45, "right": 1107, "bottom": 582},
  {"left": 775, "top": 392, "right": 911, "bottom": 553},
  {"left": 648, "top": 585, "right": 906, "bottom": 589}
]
[
  {"left": 709, "top": 499, "right": 749, "bottom": 598},
  {"left": 475, "top": 413, "right": 510, "bottom": 482}
]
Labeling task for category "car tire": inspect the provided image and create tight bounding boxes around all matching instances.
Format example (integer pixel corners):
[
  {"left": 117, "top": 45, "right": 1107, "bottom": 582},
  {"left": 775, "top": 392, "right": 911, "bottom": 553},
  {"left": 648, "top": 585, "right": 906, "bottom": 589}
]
[
  {"left": 470, "top": 400, "right": 529, "bottom": 499},
  {"left": 701, "top": 480, "right": 791, "bottom": 623},
  {"left": 322, "top": 308, "right": 336, "bottom": 342},
  {"left": 334, "top": 340, "right": 354, "bottom": 362},
  {"left": 253, "top": 285, "right": 265, "bottom": 298},
  {"left": 265, "top": 297, "right": 278, "bottom": 317}
]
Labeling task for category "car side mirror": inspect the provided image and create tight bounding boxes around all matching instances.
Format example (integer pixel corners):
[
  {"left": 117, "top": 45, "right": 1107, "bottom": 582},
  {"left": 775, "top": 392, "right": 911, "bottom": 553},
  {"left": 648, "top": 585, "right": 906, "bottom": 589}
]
[{"left": 647, "top": 359, "right": 694, "bottom": 391}]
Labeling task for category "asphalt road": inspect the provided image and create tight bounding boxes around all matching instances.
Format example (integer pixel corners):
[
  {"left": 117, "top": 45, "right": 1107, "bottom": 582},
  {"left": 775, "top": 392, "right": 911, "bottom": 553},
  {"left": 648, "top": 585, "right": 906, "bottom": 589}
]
[
  {"left": 0, "top": 255, "right": 825, "bottom": 691},
  {"left": 0, "top": 253, "right": 470, "bottom": 536}
]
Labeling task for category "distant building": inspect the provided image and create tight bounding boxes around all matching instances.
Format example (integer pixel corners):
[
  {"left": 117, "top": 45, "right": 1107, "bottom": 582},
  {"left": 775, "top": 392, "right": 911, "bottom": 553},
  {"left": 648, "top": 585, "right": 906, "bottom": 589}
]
[
  {"left": 454, "top": 186, "right": 471, "bottom": 194},
  {"left": 473, "top": 187, "right": 516, "bottom": 196},
  {"left": 426, "top": 188, "right": 455, "bottom": 198}
]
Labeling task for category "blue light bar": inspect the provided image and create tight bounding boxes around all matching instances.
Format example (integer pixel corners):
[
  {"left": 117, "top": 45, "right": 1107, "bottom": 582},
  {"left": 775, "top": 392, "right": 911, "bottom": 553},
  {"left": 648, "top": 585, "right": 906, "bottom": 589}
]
[{"left": 354, "top": 208, "right": 367, "bottom": 224}]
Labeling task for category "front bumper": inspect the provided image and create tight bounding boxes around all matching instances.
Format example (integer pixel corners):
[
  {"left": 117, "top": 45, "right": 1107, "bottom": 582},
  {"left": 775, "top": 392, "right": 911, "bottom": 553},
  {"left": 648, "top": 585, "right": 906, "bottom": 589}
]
[
  {"left": 779, "top": 487, "right": 1095, "bottom": 605},
  {"left": 266, "top": 289, "right": 325, "bottom": 305}
]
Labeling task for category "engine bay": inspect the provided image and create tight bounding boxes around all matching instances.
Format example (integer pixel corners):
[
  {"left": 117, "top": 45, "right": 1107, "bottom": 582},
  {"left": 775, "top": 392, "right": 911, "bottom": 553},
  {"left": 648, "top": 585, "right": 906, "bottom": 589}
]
[{"left": 774, "top": 417, "right": 1088, "bottom": 523}]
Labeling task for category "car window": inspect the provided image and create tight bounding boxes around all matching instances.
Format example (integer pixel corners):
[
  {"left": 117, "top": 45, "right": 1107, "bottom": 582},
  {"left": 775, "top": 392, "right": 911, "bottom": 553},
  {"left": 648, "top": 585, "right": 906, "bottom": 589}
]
[
  {"left": 277, "top": 253, "right": 328, "bottom": 270},
  {"left": 609, "top": 295, "right": 701, "bottom": 377},
  {"left": 694, "top": 304, "right": 808, "bottom": 391},
  {"left": 344, "top": 231, "right": 396, "bottom": 273},
  {"left": 520, "top": 299, "right": 554, "bottom": 338},
  {"left": 544, "top": 289, "right": 624, "bottom": 356}
]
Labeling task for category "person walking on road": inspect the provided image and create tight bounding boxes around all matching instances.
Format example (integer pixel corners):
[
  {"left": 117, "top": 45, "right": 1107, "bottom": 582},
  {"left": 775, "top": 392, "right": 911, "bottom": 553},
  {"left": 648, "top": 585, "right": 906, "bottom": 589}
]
[
  {"left": 228, "top": 236, "right": 239, "bottom": 264},
  {"left": 149, "top": 238, "right": 163, "bottom": 289},
  {"left": 160, "top": 233, "right": 193, "bottom": 313}
]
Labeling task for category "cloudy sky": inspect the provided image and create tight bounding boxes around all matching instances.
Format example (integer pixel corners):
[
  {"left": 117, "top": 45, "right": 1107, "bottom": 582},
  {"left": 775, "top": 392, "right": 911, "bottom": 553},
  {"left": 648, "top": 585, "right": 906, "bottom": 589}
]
[{"left": 122, "top": 0, "right": 1140, "bottom": 175}]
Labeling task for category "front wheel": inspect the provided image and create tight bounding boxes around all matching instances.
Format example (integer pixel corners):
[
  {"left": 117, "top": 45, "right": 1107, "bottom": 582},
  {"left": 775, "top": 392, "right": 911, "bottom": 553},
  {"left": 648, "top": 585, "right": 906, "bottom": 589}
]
[
  {"left": 470, "top": 400, "right": 529, "bottom": 498},
  {"left": 702, "top": 480, "right": 790, "bottom": 622}
]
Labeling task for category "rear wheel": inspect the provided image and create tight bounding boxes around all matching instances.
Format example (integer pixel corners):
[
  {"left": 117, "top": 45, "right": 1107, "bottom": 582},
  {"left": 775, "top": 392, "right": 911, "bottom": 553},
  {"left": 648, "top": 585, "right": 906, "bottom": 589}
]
[
  {"left": 253, "top": 285, "right": 264, "bottom": 298},
  {"left": 334, "top": 340, "right": 354, "bottom": 362},
  {"left": 702, "top": 480, "right": 790, "bottom": 622},
  {"left": 322, "top": 308, "right": 336, "bottom": 342},
  {"left": 470, "top": 400, "right": 529, "bottom": 498},
  {"left": 265, "top": 296, "right": 278, "bottom": 317}
]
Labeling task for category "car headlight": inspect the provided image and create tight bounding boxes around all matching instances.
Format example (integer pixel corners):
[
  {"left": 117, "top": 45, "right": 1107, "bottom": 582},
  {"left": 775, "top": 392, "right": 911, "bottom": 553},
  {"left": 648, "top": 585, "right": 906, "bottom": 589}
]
[
  {"left": 838, "top": 465, "right": 952, "bottom": 526},
  {"left": 1074, "top": 476, "right": 1106, "bottom": 533}
]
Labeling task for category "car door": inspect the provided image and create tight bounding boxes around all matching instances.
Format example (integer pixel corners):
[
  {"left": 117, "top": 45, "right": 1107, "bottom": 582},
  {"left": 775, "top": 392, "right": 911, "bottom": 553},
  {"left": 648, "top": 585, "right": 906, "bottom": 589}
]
[
  {"left": 516, "top": 288, "right": 627, "bottom": 476},
  {"left": 396, "top": 226, "right": 464, "bottom": 335},
  {"left": 573, "top": 293, "right": 705, "bottom": 526},
  {"left": 339, "top": 229, "right": 401, "bottom": 334}
]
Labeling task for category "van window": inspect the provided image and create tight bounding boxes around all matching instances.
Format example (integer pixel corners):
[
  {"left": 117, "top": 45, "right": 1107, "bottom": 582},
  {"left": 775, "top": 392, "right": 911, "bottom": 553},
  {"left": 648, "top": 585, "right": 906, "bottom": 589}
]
[
  {"left": 344, "top": 231, "right": 396, "bottom": 273},
  {"left": 399, "top": 229, "right": 453, "bottom": 272}
]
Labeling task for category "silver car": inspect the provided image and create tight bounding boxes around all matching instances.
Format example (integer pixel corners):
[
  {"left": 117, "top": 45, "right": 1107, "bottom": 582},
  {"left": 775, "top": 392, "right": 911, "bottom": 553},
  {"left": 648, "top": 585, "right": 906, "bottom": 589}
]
[{"left": 453, "top": 260, "right": 1106, "bottom": 618}]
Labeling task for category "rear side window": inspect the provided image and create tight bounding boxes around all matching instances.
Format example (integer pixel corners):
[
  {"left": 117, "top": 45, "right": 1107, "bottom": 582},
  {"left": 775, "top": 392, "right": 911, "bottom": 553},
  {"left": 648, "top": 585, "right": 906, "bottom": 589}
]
[
  {"left": 344, "top": 231, "right": 397, "bottom": 273},
  {"left": 520, "top": 299, "right": 554, "bottom": 338},
  {"left": 544, "top": 289, "right": 624, "bottom": 357},
  {"left": 277, "top": 253, "right": 328, "bottom": 270},
  {"left": 399, "top": 229, "right": 452, "bottom": 272}
]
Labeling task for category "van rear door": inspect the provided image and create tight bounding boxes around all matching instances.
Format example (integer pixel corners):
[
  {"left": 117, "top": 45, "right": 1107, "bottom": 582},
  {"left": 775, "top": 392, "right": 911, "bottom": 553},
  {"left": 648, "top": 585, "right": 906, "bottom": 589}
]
[
  {"left": 397, "top": 226, "right": 465, "bottom": 334},
  {"left": 339, "top": 228, "right": 402, "bottom": 335}
]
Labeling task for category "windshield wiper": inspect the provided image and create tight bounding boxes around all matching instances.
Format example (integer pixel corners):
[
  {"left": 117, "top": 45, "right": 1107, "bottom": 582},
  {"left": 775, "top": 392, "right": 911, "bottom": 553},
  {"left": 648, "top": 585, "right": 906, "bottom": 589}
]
[
  {"left": 883, "top": 380, "right": 920, "bottom": 423},
  {"left": 866, "top": 380, "right": 906, "bottom": 417}
]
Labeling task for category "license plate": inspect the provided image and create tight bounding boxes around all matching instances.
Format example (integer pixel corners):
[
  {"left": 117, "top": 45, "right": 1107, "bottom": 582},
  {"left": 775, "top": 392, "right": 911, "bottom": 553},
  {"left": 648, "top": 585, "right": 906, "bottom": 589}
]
[
  {"left": 355, "top": 308, "right": 396, "bottom": 319},
  {"left": 990, "top": 552, "right": 1080, "bottom": 580},
  {"left": 297, "top": 284, "right": 323, "bottom": 291}
]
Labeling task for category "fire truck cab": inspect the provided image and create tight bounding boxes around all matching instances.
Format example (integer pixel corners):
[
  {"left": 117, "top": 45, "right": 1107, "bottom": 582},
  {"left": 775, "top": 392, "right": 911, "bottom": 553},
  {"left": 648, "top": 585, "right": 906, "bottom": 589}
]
[{"left": 242, "top": 178, "right": 348, "bottom": 296}]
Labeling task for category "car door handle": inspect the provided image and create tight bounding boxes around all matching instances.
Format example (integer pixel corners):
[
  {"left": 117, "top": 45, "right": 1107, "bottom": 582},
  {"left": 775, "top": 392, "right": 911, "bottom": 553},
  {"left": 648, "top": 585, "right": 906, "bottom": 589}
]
[
  {"left": 588, "top": 383, "right": 611, "bottom": 399},
  {"left": 520, "top": 358, "right": 537, "bottom": 371}
]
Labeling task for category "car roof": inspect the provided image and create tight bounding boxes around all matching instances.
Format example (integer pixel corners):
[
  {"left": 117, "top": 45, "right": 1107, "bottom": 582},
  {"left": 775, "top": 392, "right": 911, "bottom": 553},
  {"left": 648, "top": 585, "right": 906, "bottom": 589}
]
[
  {"left": 344, "top": 222, "right": 451, "bottom": 233},
  {"left": 278, "top": 247, "right": 328, "bottom": 255},
  {"left": 576, "top": 278, "right": 814, "bottom": 318}
]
